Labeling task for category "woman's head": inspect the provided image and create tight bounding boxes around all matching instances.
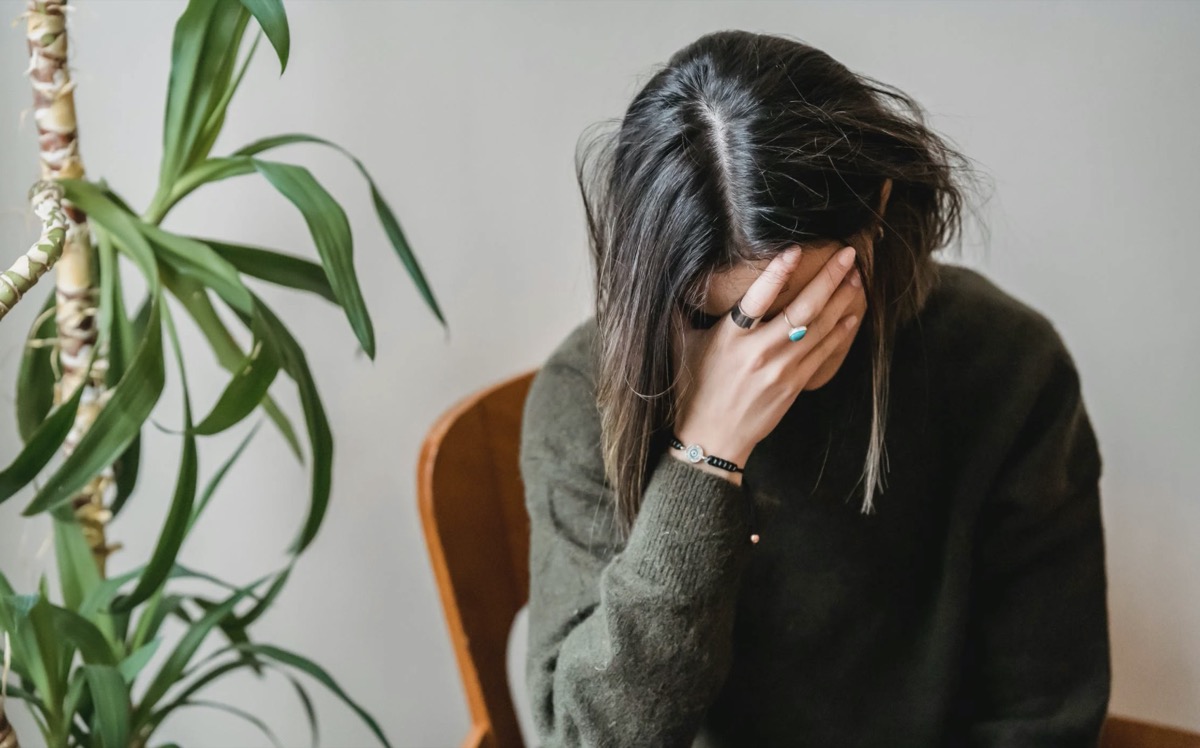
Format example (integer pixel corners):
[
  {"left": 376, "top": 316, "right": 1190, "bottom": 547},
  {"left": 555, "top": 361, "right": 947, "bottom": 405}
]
[
  {"left": 577, "top": 30, "right": 987, "bottom": 537},
  {"left": 697, "top": 179, "right": 889, "bottom": 391}
]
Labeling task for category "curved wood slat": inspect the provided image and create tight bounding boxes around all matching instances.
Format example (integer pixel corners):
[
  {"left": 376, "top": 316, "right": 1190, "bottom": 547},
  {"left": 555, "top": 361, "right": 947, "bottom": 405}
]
[
  {"left": 1101, "top": 714, "right": 1200, "bottom": 748},
  {"left": 419, "top": 369, "right": 537, "bottom": 748}
]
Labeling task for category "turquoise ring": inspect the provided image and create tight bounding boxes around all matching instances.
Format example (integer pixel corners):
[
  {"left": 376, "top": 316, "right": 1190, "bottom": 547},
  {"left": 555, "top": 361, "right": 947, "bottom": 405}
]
[{"left": 783, "top": 310, "right": 808, "bottom": 342}]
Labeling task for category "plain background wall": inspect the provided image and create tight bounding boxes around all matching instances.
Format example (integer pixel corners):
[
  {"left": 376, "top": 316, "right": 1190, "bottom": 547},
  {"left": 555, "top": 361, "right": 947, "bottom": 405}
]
[{"left": 1, "top": 1, "right": 1197, "bottom": 745}]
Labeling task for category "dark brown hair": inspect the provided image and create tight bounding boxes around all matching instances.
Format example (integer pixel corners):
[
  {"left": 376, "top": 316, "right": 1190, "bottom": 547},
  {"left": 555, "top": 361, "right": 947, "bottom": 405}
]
[{"left": 576, "top": 30, "right": 990, "bottom": 538}]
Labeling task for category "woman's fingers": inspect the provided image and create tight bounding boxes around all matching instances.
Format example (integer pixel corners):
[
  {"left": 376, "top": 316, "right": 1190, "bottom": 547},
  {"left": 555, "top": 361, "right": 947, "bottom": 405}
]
[
  {"left": 729, "top": 246, "right": 804, "bottom": 325},
  {"left": 787, "top": 311, "right": 859, "bottom": 391},
  {"left": 768, "top": 245, "right": 856, "bottom": 339},
  {"left": 764, "top": 263, "right": 859, "bottom": 378}
]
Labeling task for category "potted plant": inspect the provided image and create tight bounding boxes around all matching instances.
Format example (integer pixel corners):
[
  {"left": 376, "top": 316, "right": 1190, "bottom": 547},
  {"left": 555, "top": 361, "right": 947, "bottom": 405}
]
[{"left": 0, "top": 1, "right": 443, "bottom": 745}]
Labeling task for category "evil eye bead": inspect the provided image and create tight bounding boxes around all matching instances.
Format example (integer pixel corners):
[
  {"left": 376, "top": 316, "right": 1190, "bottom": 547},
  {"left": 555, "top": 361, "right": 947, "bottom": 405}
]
[{"left": 685, "top": 444, "right": 705, "bottom": 463}]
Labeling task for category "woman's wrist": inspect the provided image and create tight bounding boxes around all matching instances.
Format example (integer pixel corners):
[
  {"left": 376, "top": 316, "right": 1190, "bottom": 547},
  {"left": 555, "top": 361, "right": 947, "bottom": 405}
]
[
  {"left": 666, "top": 446, "right": 744, "bottom": 486},
  {"left": 668, "top": 427, "right": 750, "bottom": 485},
  {"left": 672, "top": 426, "right": 752, "bottom": 469}
]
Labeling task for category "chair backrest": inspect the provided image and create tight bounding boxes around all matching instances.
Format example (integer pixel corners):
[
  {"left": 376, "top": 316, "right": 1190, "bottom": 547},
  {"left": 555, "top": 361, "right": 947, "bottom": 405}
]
[
  {"left": 417, "top": 373, "right": 1200, "bottom": 748},
  {"left": 418, "top": 369, "right": 537, "bottom": 748}
]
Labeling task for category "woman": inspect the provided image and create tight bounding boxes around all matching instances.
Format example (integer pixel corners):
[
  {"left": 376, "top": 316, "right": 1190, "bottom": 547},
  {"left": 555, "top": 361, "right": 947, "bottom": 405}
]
[{"left": 520, "top": 30, "right": 1109, "bottom": 748}]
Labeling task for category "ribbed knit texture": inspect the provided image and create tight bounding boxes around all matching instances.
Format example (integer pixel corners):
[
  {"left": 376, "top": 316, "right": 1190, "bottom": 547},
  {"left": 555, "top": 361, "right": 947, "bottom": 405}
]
[{"left": 520, "top": 263, "right": 1110, "bottom": 748}]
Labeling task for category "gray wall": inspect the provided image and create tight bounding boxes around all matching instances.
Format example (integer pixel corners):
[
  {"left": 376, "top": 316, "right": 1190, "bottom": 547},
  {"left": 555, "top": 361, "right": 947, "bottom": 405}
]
[{"left": 1, "top": 1, "right": 1196, "bottom": 745}]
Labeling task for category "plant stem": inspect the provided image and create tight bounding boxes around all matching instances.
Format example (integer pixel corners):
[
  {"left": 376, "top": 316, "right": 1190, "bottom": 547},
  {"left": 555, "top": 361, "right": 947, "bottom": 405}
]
[
  {"left": 25, "top": 0, "right": 118, "bottom": 574},
  {"left": 0, "top": 182, "right": 67, "bottom": 322}
]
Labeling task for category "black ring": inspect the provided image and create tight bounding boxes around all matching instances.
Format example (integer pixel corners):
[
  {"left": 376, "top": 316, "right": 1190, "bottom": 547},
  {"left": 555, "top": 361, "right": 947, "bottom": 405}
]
[{"left": 729, "top": 300, "right": 758, "bottom": 330}]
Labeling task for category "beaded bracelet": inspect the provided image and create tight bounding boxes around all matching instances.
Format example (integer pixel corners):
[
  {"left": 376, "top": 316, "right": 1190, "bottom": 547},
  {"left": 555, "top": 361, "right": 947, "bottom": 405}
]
[
  {"left": 667, "top": 434, "right": 758, "bottom": 544},
  {"left": 668, "top": 435, "right": 745, "bottom": 474}
]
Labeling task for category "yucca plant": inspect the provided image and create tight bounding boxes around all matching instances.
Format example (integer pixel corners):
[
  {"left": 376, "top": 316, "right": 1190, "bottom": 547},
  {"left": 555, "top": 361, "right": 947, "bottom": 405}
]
[{"left": 0, "top": 1, "right": 444, "bottom": 746}]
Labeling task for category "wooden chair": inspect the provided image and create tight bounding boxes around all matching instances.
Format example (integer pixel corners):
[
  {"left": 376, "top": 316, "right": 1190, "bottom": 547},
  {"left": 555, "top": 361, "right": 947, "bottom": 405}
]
[
  {"left": 417, "top": 369, "right": 1200, "bottom": 748},
  {"left": 1100, "top": 715, "right": 1200, "bottom": 748},
  {"left": 419, "top": 369, "right": 537, "bottom": 748}
]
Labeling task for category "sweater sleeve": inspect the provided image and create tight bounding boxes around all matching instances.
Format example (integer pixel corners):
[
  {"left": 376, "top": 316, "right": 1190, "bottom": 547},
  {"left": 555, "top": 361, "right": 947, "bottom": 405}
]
[
  {"left": 520, "top": 361, "right": 754, "bottom": 748},
  {"left": 963, "top": 336, "right": 1111, "bottom": 747}
]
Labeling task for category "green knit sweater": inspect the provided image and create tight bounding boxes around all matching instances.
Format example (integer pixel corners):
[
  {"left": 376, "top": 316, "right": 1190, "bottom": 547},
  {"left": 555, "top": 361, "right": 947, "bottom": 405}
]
[{"left": 519, "top": 263, "right": 1110, "bottom": 748}]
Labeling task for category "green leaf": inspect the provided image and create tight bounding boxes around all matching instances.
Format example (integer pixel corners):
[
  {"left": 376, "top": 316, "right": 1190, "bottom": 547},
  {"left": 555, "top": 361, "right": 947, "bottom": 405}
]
[
  {"left": 165, "top": 658, "right": 251, "bottom": 710},
  {"left": 168, "top": 564, "right": 270, "bottom": 600},
  {"left": 139, "top": 222, "right": 254, "bottom": 315},
  {"left": 194, "top": 313, "right": 280, "bottom": 436},
  {"left": 22, "top": 592, "right": 67, "bottom": 713},
  {"left": 129, "top": 594, "right": 187, "bottom": 655},
  {"left": 62, "top": 670, "right": 90, "bottom": 742},
  {"left": 162, "top": 268, "right": 303, "bottom": 461},
  {"left": 188, "top": 420, "right": 261, "bottom": 533},
  {"left": 52, "top": 514, "right": 102, "bottom": 614},
  {"left": 155, "top": 156, "right": 257, "bottom": 220},
  {"left": 94, "top": 180, "right": 138, "bottom": 215},
  {"left": 233, "top": 133, "right": 446, "bottom": 326},
  {"left": 113, "top": 305, "right": 197, "bottom": 614},
  {"left": 235, "top": 643, "right": 392, "bottom": 748},
  {"left": 47, "top": 605, "right": 118, "bottom": 666},
  {"left": 4, "top": 684, "right": 50, "bottom": 727},
  {"left": 0, "top": 361, "right": 88, "bottom": 505},
  {"left": 97, "top": 218, "right": 120, "bottom": 372},
  {"left": 59, "top": 181, "right": 157, "bottom": 277},
  {"left": 111, "top": 431, "right": 143, "bottom": 517},
  {"left": 197, "top": 237, "right": 337, "bottom": 303},
  {"left": 23, "top": 184, "right": 168, "bottom": 516},
  {"left": 287, "top": 672, "right": 319, "bottom": 748},
  {"left": 0, "top": 582, "right": 46, "bottom": 698},
  {"left": 15, "top": 287, "right": 58, "bottom": 441},
  {"left": 134, "top": 574, "right": 268, "bottom": 724},
  {"left": 236, "top": 563, "right": 291, "bottom": 628},
  {"left": 176, "top": 699, "right": 285, "bottom": 748},
  {"left": 98, "top": 229, "right": 146, "bottom": 517},
  {"left": 238, "top": 0, "right": 289, "bottom": 72},
  {"left": 83, "top": 664, "right": 131, "bottom": 748},
  {"left": 77, "top": 565, "right": 141, "bottom": 619},
  {"left": 251, "top": 158, "right": 376, "bottom": 358},
  {"left": 367, "top": 173, "right": 445, "bottom": 317},
  {"left": 159, "top": 0, "right": 251, "bottom": 189},
  {"left": 143, "top": 225, "right": 281, "bottom": 439},
  {"left": 188, "top": 595, "right": 262, "bottom": 676},
  {"left": 118, "top": 638, "right": 161, "bottom": 684},
  {"left": 21, "top": 287, "right": 163, "bottom": 517},
  {"left": 151, "top": 655, "right": 311, "bottom": 745},
  {"left": 174, "top": 562, "right": 292, "bottom": 681},
  {"left": 238, "top": 295, "right": 332, "bottom": 554},
  {"left": 190, "top": 30, "right": 262, "bottom": 179}
]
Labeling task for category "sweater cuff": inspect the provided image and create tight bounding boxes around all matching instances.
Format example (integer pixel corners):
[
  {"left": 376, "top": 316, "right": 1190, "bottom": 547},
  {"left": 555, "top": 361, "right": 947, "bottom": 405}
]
[{"left": 621, "top": 453, "right": 752, "bottom": 596}]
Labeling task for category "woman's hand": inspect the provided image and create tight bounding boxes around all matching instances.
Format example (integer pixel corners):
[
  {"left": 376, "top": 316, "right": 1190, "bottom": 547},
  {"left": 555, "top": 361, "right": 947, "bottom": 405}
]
[{"left": 669, "top": 244, "right": 862, "bottom": 482}]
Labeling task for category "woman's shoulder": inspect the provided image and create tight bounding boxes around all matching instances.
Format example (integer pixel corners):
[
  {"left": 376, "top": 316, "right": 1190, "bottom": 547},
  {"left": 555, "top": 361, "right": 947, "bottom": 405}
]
[
  {"left": 520, "top": 318, "right": 604, "bottom": 471},
  {"left": 538, "top": 316, "right": 601, "bottom": 379},
  {"left": 909, "top": 262, "right": 1089, "bottom": 441},
  {"left": 913, "top": 261, "right": 1074, "bottom": 369}
]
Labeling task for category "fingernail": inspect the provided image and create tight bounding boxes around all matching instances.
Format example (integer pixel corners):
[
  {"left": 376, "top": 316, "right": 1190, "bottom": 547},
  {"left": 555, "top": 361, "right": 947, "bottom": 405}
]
[
  {"left": 838, "top": 246, "right": 856, "bottom": 267},
  {"left": 774, "top": 250, "right": 802, "bottom": 270},
  {"left": 849, "top": 268, "right": 862, "bottom": 287}
]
